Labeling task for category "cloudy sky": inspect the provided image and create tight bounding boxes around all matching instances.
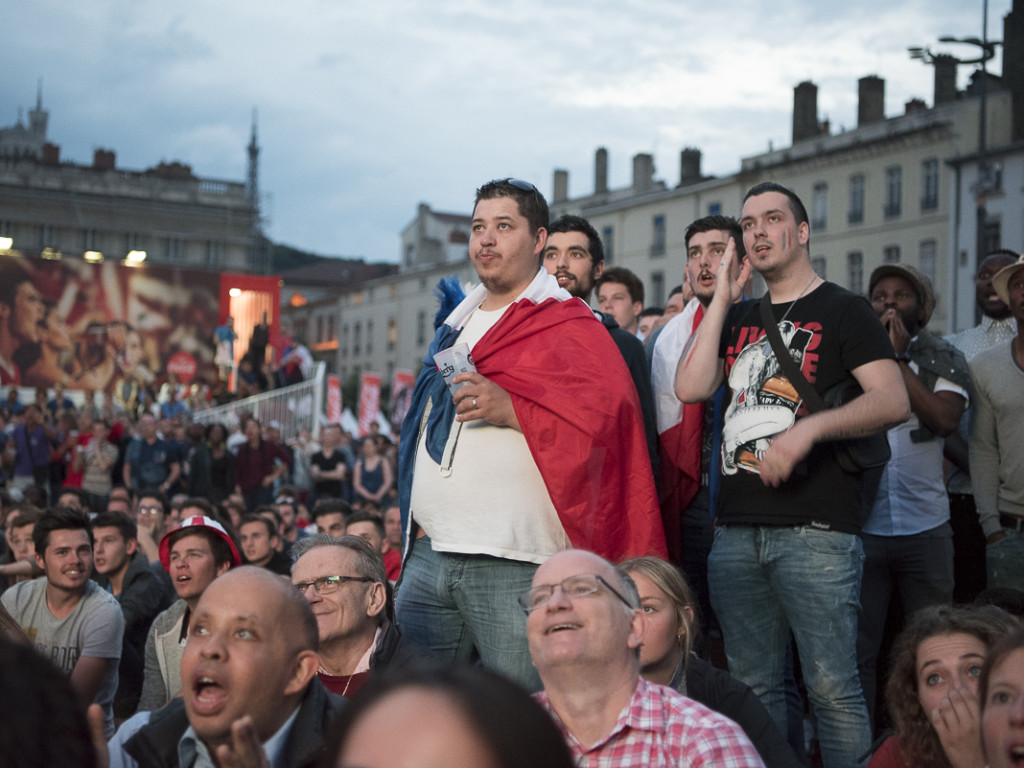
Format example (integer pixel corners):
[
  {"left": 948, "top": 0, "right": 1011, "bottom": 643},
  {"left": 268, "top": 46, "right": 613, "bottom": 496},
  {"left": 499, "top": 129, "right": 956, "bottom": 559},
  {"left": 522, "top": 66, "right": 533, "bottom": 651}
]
[{"left": 3, "top": 0, "right": 1010, "bottom": 263}]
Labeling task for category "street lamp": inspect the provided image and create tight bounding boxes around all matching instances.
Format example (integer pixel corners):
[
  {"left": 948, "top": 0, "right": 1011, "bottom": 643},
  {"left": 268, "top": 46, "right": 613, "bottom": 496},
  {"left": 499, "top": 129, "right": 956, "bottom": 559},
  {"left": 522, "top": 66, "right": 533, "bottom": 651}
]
[{"left": 909, "top": 0, "right": 1003, "bottom": 326}]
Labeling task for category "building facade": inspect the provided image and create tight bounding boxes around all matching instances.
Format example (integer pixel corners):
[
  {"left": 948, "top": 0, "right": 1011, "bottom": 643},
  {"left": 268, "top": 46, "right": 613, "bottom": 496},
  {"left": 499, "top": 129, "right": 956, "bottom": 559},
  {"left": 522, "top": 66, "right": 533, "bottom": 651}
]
[{"left": 0, "top": 94, "right": 262, "bottom": 273}]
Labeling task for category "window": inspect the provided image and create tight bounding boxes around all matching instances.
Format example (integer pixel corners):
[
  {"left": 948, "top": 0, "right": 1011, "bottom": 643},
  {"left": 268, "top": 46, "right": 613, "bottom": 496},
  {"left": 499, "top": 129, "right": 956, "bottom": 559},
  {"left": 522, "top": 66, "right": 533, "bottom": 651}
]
[
  {"left": 847, "top": 252, "right": 864, "bottom": 295},
  {"left": 316, "top": 316, "right": 324, "bottom": 344},
  {"left": 205, "top": 240, "right": 221, "bottom": 266},
  {"left": 416, "top": 310, "right": 426, "bottom": 346},
  {"left": 38, "top": 224, "right": 55, "bottom": 247},
  {"left": 982, "top": 218, "right": 1002, "bottom": 255},
  {"left": 650, "top": 215, "right": 666, "bottom": 256},
  {"left": 884, "top": 166, "right": 902, "bottom": 218},
  {"left": 163, "top": 237, "right": 182, "bottom": 260},
  {"left": 341, "top": 324, "right": 349, "bottom": 357},
  {"left": 123, "top": 232, "right": 140, "bottom": 252},
  {"left": 811, "top": 256, "right": 827, "bottom": 280},
  {"left": 708, "top": 202, "right": 722, "bottom": 216},
  {"left": 405, "top": 244, "right": 415, "bottom": 266},
  {"left": 848, "top": 174, "right": 865, "bottom": 225},
  {"left": 650, "top": 271, "right": 665, "bottom": 308},
  {"left": 82, "top": 228, "right": 98, "bottom": 250},
  {"left": 353, "top": 322, "right": 362, "bottom": 356},
  {"left": 921, "top": 158, "right": 939, "bottom": 211},
  {"left": 883, "top": 245, "right": 900, "bottom": 264},
  {"left": 602, "top": 227, "right": 614, "bottom": 263},
  {"left": 327, "top": 316, "right": 336, "bottom": 342},
  {"left": 387, "top": 317, "right": 397, "bottom": 351},
  {"left": 919, "top": 240, "right": 937, "bottom": 288},
  {"left": 812, "top": 182, "right": 828, "bottom": 231},
  {"left": 366, "top": 319, "right": 374, "bottom": 355}
]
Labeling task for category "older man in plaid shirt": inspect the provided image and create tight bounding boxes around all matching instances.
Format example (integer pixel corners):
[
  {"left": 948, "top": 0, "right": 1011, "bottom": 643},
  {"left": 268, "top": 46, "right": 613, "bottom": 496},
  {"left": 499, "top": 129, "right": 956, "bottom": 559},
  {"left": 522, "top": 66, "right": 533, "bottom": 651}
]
[{"left": 525, "top": 549, "right": 764, "bottom": 767}]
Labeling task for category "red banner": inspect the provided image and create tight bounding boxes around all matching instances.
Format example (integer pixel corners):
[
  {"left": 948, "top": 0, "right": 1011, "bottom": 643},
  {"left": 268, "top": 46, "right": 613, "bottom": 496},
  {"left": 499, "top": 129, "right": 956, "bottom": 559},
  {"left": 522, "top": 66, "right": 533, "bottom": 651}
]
[
  {"left": 357, "top": 373, "right": 381, "bottom": 437},
  {"left": 327, "top": 375, "right": 342, "bottom": 424},
  {"left": 390, "top": 369, "right": 415, "bottom": 430}
]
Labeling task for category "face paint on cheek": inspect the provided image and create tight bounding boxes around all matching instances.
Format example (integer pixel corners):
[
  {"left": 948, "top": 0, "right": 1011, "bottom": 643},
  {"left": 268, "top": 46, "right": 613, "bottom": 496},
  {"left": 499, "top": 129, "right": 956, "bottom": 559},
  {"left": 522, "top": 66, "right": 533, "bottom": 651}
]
[{"left": 781, "top": 232, "right": 788, "bottom": 251}]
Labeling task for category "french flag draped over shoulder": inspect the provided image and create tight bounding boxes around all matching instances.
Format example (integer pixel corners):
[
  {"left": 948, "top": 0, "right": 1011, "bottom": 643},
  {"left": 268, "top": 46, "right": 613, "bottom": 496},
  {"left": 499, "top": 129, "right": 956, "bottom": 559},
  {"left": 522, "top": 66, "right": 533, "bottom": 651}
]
[
  {"left": 399, "top": 270, "right": 666, "bottom": 562},
  {"left": 650, "top": 298, "right": 705, "bottom": 561}
]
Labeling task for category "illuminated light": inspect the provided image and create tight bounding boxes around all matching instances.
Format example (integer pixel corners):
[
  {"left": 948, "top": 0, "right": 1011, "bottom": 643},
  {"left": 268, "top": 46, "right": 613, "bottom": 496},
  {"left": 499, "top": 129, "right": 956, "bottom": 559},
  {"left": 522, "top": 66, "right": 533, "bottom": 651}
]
[
  {"left": 41, "top": 247, "right": 62, "bottom": 260},
  {"left": 84, "top": 250, "right": 104, "bottom": 262},
  {"left": 289, "top": 293, "right": 308, "bottom": 307},
  {"left": 229, "top": 288, "right": 242, "bottom": 297},
  {"left": 125, "top": 249, "right": 147, "bottom": 264},
  {"left": 0, "top": 236, "right": 12, "bottom": 251}
]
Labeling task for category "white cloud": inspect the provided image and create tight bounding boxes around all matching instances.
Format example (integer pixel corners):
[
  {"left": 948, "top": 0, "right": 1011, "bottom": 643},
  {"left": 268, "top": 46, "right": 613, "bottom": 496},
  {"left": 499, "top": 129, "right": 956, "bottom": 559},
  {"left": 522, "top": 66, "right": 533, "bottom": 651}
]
[{"left": 1, "top": 0, "right": 1012, "bottom": 260}]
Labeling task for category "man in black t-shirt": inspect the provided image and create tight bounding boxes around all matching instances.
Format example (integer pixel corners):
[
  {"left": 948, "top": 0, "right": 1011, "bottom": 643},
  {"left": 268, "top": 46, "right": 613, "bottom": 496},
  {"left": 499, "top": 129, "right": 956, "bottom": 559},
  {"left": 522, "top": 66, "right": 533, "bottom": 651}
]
[
  {"left": 310, "top": 424, "right": 348, "bottom": 500},
  {"left": 676, "top": 183, "right": 909, "bottom": 768}
]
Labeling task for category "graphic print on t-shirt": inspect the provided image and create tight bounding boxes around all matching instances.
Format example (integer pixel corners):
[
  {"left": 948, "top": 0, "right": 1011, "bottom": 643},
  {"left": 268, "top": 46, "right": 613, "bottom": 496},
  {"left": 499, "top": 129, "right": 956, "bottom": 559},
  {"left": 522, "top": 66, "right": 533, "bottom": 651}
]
[{"left": 722, "top": 320, "right": 815, "bottom": 475}]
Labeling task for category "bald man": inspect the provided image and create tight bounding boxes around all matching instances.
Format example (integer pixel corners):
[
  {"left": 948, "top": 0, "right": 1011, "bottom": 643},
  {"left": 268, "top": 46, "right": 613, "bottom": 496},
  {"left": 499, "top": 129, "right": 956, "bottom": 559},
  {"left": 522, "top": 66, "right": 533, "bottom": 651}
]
[
  {"left": 119, "top": 567, "right": 344, "bottom": 768},
  {"left": 526, "top": 549, "right": 764, "bottom": 766}
]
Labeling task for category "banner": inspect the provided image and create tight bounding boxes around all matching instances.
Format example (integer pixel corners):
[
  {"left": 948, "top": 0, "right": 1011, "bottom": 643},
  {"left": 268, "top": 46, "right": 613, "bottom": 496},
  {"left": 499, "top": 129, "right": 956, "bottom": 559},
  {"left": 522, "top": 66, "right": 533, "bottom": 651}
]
[
  {"left": 357, "top": 373, "right": 381, "bottom": 437},
  {"left": 390, "top": 369, "right": 415, "bottom": 430},
  {"left": 0, "top": 254, "right": 219, "bottom": 392},
  {"left": 326, "top": 375, "right": 342, "bottom": 424}
]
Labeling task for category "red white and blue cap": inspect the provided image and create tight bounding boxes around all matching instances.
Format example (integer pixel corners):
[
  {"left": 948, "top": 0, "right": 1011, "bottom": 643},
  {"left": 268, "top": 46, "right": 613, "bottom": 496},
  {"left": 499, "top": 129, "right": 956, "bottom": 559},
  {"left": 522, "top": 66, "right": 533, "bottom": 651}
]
[{"left": 158, "top": 515, "right": 242, "bottom": 571}]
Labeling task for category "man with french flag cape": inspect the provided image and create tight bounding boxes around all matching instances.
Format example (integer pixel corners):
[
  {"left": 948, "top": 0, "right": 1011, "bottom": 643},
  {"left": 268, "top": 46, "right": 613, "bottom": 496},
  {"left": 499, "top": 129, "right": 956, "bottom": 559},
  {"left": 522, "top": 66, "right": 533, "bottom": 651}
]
[{"left": 396, "top": 179, "right": 665, "bottom": 690}]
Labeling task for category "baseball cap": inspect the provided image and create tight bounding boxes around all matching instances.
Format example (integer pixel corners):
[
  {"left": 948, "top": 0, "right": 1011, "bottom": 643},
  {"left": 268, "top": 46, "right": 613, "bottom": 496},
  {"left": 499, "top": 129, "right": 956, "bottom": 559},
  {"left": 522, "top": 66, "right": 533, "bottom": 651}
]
[
  {"left": 158, "top": 515, "right": 242, "bottom": 571},
  {"left": 868, "top": 263, "right": 936, "bottom": 328}
]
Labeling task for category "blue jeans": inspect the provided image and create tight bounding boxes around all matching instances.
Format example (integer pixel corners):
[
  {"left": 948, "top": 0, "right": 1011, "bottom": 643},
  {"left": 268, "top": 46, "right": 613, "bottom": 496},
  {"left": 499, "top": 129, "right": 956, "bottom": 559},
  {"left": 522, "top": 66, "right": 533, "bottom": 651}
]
[
  {"left": 708, "top": 525, "right": 871, "bottom": 768},
  {"left": 394, "top": 535, "right": 541, "bottom": 691},
  {"left": 987, "top": 528, "right": 1024, "bottom": 590}
]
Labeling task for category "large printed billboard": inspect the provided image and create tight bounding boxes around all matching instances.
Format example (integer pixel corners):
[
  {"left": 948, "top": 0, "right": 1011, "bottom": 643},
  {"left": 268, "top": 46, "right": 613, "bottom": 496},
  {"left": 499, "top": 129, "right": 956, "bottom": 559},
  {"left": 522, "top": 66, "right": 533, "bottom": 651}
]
[{"left": 0, "top": 253, "right": 277, "bottom": 396}]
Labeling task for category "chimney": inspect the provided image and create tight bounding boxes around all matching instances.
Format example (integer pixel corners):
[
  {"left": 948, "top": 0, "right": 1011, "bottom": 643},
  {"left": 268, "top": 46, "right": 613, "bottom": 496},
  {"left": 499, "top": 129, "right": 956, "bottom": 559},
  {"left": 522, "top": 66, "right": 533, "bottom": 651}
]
[
  {"left": 93, "top": 148, "right": 116, "bottom": 171},
  {"left": 41, "top": 142, "right": 60, "bottom": 165},
  {"left": 553, "top": 169, "right": 569, "bottom": 203},
  {"left": 631, "top": 153, "right": 654, "bottom": 192},
  {"left": 679, "top": 148, "right": 702, "bottom": 186},
  {"left": 858, "top": 75, "right": 885, "bottom": 126},
  {"left": 594, "top": 147, "right": 608, "bottom": 194},
  {"left": 933, "top": 54, "right": 958, "bottom": 105},
  {"left": 905, "top": 98, "right": 928, "bottom": 115},
  {"left": 1005, "top": 0, "right": 1024, "bottom": 141},
  {"left": 792, "top": 81, "right": 820, "bottom": 143}
]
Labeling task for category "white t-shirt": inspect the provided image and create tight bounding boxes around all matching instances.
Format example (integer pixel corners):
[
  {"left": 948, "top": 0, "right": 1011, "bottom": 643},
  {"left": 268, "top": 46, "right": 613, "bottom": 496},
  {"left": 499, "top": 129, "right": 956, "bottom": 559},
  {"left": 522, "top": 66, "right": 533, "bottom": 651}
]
[{"left": 411, "top": 305, "right": 570, "bottom": 564}]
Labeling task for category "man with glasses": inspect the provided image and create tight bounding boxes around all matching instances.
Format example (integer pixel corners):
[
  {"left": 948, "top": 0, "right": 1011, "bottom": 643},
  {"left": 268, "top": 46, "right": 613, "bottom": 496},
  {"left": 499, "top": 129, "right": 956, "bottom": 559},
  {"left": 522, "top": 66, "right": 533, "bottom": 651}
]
[
  {"left": 291, "top": 535, "right": 426, "bottom": 698},
  {"left": 525, "top": 549, "right": 763, "bottom": 766},
  {"left": 397, "top": 179, "right": 665, "bottom": 690},
  {"left": 133, "top": 489, "right": 170, "bottom": 565}
]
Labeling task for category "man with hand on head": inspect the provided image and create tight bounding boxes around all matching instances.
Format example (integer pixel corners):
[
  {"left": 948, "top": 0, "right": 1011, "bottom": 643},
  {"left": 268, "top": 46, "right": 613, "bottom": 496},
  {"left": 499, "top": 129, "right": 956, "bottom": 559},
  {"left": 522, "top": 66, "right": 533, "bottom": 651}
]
[
  {"left": 676, "top": 182, "right": 909, "bottom": 767},
  {"left": 525, "top": 548, "right": 764, "bottom": 767}
]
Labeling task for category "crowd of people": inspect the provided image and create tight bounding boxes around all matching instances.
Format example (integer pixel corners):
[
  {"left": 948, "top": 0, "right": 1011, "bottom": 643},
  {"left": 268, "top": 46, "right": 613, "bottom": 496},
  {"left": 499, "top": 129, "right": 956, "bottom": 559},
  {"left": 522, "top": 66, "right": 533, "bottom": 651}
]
[{"left": 2, "top": 177, "right": 1024, "bottom": 768}]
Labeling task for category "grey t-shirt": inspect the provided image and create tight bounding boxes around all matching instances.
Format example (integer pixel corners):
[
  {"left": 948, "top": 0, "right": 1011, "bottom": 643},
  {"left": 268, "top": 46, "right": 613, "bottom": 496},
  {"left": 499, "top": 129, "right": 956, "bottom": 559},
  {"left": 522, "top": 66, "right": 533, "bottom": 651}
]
[{"left": 2, "top": 578, "right": 124, "bottom": 737}]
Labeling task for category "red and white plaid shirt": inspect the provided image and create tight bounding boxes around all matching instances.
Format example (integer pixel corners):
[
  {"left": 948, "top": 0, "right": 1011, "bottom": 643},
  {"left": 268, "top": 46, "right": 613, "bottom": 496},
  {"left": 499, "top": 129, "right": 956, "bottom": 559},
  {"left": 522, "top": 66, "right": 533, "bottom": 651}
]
[{"left": 536, "top": 677, "right": 766, "bottom": 768}]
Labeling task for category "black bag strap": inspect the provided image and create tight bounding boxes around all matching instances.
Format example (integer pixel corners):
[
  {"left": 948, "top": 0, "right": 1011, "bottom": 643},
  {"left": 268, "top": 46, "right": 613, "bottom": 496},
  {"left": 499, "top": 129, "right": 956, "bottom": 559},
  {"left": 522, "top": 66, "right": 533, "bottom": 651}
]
[{"left": 758, "top": 296, "right": 827, "bottom": 413}]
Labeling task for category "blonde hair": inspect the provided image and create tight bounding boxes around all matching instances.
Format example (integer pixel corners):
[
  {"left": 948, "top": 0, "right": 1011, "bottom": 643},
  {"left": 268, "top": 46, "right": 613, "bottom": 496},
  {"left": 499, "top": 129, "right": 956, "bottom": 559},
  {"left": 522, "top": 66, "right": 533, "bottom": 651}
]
[{"left": 620, "top": 556, "right": 699, "bottom": 673}]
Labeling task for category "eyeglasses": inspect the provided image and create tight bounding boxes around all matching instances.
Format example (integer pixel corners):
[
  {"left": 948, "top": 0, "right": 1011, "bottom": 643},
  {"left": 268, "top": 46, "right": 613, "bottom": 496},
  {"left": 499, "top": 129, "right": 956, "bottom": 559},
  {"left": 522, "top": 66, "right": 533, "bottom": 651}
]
[
  {"left": 137, "top": 506, "right": 164, "bottom": 516},
  {"left": 518, "top": 573, "right": 636, "bottom": 613},
  {"left": 488, "top": 177, "right": 538, "bottom": 193},
  {"left": 294, "top": 575, "right": 374, "bottom": 595}
]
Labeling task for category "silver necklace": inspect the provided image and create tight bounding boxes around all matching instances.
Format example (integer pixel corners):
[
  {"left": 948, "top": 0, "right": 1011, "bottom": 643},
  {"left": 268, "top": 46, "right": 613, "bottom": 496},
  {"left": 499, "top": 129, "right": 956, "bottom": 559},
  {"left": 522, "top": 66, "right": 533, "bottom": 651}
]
[
  {"left": 777, "top": 274, "right": 819, "bottom": 325},
  {"left": 762, "top": 275, "right": 819, "bottom": 357}
]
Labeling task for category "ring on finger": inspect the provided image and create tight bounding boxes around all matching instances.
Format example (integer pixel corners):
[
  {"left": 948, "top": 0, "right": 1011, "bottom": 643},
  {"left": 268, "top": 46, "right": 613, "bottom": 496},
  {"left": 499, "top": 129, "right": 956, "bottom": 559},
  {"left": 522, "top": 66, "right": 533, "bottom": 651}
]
[{"left": 472, "top": 397, "right": 478, "bottom": 408}]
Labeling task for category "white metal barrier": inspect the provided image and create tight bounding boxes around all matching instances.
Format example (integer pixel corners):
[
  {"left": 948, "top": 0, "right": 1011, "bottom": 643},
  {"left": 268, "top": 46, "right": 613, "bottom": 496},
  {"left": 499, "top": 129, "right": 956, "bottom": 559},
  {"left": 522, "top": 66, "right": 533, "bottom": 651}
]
[{"left": 191, "top": 362, "right": 327, "bottom": 440}]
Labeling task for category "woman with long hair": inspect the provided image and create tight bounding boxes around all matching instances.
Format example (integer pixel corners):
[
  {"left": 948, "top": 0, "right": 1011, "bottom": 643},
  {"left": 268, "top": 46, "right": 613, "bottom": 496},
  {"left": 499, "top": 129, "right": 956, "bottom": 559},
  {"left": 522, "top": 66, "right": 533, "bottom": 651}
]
[{"left": 869, "top": 604, "right": 1017, "bottom": 768}]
